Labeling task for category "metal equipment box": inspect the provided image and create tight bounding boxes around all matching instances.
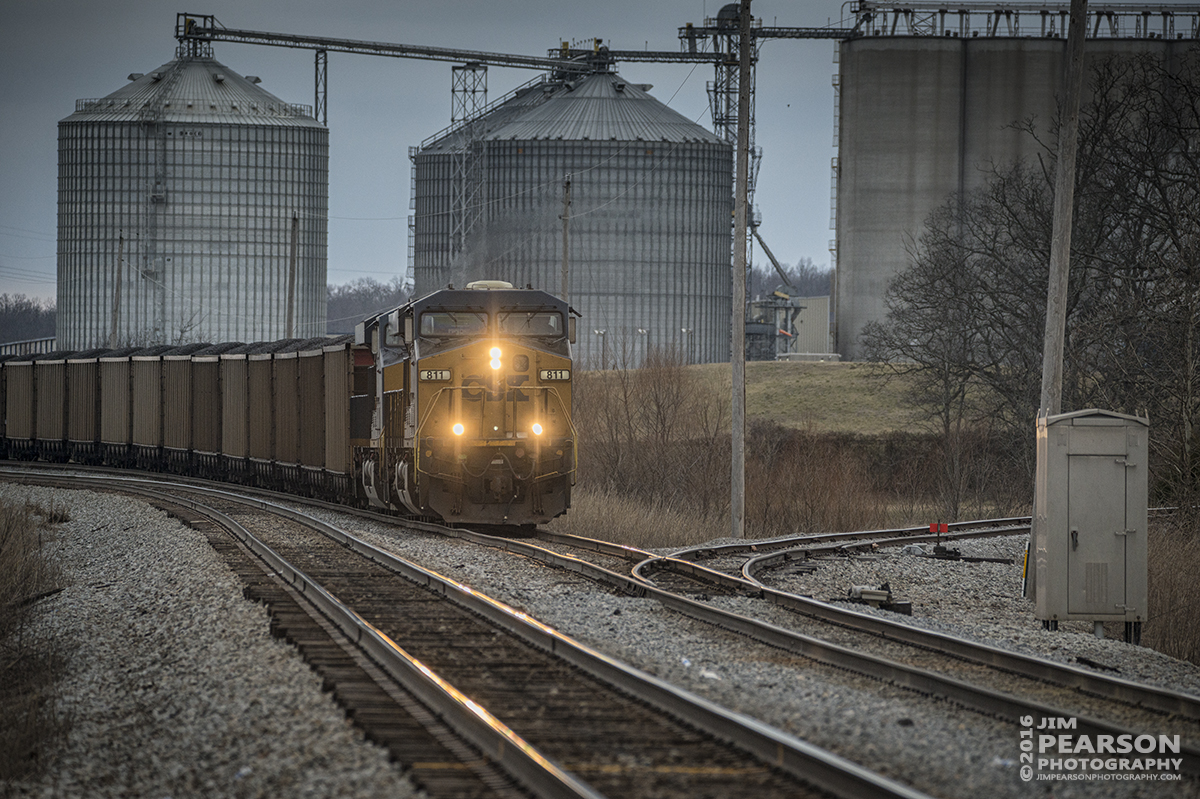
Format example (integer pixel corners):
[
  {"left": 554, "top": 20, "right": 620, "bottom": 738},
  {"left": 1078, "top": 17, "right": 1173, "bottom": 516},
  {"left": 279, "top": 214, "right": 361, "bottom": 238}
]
[{"left": 1033, "top": 409, "right": 1148, "bottom": 628}]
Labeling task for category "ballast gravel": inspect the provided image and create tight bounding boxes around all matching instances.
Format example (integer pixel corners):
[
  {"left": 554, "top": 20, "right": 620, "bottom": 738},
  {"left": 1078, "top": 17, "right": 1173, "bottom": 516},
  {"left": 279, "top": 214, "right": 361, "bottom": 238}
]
[
  {"left": 5, "top": 481, "right": 1200, "bottom": 799},
  {"left": 0, "top": 484, "right": 420, "bottom": 799},
  {"left": 305, "top": 507, "right": 1200, "bottom": 799}
]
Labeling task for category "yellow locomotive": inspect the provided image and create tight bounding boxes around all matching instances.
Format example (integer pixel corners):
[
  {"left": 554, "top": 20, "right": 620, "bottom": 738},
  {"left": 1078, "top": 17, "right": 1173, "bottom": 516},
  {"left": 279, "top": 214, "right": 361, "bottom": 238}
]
[{"left": 355, "top": 281, "right": 577, "bottom": 525}]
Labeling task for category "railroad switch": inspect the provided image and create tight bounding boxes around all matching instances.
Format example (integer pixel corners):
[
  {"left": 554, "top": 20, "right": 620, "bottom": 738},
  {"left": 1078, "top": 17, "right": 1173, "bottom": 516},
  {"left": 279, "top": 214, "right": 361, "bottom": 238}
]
[
  {"left": 843, "top": 582, "right": 912, "bottom": 615},
  {"left": 931, "top": 543, "right": 961, "bottom": 560}
]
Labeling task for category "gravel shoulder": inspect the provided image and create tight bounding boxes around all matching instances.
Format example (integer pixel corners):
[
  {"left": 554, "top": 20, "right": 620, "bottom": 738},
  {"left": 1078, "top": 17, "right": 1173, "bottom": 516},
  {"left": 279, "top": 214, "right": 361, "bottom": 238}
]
[
  {"left": 5, "top": 482, "right": 1200, "bottom": 799},
  {"left": 0, "top": 484, "right": 421, "bottom": 799},
  {"left": 325, "top": 512, "right": 1200, "bottom": 799}
]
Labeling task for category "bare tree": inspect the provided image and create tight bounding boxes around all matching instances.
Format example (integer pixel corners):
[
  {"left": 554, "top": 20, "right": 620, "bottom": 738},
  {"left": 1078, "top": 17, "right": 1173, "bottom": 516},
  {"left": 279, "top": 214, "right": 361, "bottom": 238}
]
[
  {"left": 0, "top": 295, "right": 55, "bottom": 343},
  {"left": 864, "top": 50, "right": 1200, "bottom": 509},
  {"left": 326, "top": 277, "right": 410, "bottom": 334},
  {"left": 749, "top": 257, "right": 832, "bottom": 299}
]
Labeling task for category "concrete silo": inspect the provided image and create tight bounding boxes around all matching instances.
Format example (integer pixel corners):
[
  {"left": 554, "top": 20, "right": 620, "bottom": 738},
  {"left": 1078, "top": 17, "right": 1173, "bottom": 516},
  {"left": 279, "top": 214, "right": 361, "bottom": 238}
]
[
  {"left": 835, "top": 5, "right": 1200, "bottom": 360},
  {"left": 413, "top": 72, "right": 733, "bottom": 367},
  {"left": 57, "top": 42, "right": 328, "bottom": 349}
]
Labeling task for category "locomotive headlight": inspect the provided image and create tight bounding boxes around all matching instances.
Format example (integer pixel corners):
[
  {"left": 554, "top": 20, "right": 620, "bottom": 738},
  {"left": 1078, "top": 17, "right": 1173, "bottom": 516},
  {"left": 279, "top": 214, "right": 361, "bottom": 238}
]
[
  {"left": 452, "top": 423, "right": 464, "bottom": 436},
  {"left": 531, "top": 423, "right": 543, "bottom": 436},
  {"left": 489, "top": 347, "right": 502, "bottom": 370}
]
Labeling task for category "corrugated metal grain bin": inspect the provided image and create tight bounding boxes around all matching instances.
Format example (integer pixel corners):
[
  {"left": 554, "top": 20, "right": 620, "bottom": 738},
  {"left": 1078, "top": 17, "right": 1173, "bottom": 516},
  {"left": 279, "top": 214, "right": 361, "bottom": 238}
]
[
  {"left": 67, "top": 348, "right": 108, "bottom": 460},
  {"left": 322, "top": 338, "right": 356, "bottom": 476},
  {"left": 834, "top": 33, "right": 1199, "bottom": 358},
  {"left": 34, "top": 355, "right": 69, "bottom": 445},
  {"left": 274, "top": 350, "right": 300, "bottom": 466},
  {"left": 99, "top": 348, "right": 139, "bottom": 454},
  {"left": 58, "top": 51, "right": 328, "bottom": 348},
  {"left": 297, "top": 342, "right": 327, "bottom": 469},
  {"left": 220, "top": 345, "right": 255, "bottom": 461},
  {"left": 193, "top": 343, "right": 241, "bottom": 457},
  {"left": 5, "top": 359, "right": 36, "bottom": 442},
  {"left": 413, "top": 73, "right": 732, "bottom": 366}
]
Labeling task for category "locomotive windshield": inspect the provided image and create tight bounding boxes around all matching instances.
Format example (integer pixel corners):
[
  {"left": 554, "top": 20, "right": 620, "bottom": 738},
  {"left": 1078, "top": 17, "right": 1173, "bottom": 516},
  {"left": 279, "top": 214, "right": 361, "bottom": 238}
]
[
  {"left": 499, "top": 311, "right": 563, "bottom": 337},
  {"left": 420, "top": 311, "right": 488, "bottom": 337}
]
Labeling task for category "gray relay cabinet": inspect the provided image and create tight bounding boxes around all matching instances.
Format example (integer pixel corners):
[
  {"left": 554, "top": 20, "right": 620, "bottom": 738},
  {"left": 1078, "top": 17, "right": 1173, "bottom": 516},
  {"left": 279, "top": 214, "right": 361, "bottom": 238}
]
[{"left": 1033, "top": 409, "right": 1148, "bottom": 637}]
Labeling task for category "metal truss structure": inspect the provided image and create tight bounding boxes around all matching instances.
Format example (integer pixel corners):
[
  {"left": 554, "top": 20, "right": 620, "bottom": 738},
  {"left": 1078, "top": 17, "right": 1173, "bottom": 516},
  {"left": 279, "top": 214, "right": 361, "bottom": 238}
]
[{"left": 850, "top": 2, "right": 1200, "bottom": 39}]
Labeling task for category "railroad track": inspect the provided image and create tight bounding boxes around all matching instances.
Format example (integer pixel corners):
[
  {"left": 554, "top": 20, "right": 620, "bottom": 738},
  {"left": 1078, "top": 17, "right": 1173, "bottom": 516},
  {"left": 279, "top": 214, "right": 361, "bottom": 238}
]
[
  {"left": 2, "top": 466, "right": 929, "bottom": 799},
  {"left": 522, "top": 529, "right": 1200, "bottom": 769},
  {"left": 10, "top": 462, "right": 1200, "bottom": 794}
]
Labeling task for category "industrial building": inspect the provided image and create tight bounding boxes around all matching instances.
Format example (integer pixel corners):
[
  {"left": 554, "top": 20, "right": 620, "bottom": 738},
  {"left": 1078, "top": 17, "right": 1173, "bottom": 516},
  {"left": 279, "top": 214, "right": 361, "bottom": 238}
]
[
  {"left": 56, "top": 40, "right": 328, "bottom": 350},
  {"left": 834, "top": 3, "right": 1200, "bottom": 360},
  {"left": 55, "top": 5, "right": 1200, "bottom": 363},
  {"left": 412, "top": 71, "right": 733, "bottom": 368},
  {"left": 747, "top": 294, "right": 832, "bottom": 361}
]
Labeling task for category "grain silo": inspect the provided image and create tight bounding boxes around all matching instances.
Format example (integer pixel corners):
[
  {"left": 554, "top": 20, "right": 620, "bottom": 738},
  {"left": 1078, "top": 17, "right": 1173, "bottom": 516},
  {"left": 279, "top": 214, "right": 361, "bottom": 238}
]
[
  {"left": 412, "top": 72, "right": 733, "bottom": 367},
  {"left": 57, "top": 41, "right": 328, "bottom": 350},
  {"left": 835, "top": 4, "right": 1200, "bottom": 360}
]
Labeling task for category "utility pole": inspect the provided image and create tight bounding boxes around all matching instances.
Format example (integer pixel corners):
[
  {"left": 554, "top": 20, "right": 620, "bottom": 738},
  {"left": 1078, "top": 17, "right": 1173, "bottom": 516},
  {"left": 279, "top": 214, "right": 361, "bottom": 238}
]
[
  {"left": 731, "top": 0, "right": 752, "bottom": 540},
  {"left": 1040, "top": 0, "right": 1088, "bottom": 417},
  {"left": 287, "top": 214, "right": 299, "bottom": 338},
  {"left": 109, "top": 233, "right": 124, "bottom": 348},
  {"left": 1030, "top": 0, "right": 1088, "bottom": 604},
  {"left": 561, "top": 175, "right": 571, "bottom": 303}
]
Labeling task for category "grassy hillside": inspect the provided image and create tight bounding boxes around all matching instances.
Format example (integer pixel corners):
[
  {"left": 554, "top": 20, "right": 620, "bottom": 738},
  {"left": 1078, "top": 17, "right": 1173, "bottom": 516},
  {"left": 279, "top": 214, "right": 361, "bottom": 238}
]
[{"left": 671, "top": 361, "right": 922, "bottom": 436}]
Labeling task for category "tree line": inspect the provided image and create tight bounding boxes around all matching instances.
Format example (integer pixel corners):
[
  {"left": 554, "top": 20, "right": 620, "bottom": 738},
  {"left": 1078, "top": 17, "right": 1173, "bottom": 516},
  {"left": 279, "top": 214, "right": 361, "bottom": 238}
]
[
  {"left": 863, "top": 52, "right": 1200, "bottom": 512},
  {"left": 749, "top": 256, "right": 832, "bottom": 299},
  {"left": 0, "top": 295, "right": 55, "bottom": 344}
]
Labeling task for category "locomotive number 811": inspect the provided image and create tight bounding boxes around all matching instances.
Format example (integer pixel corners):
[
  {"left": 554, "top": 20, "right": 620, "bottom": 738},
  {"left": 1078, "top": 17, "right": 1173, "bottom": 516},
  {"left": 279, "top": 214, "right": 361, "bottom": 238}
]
[{"left": 355, "top": 280, "right": 577, "bottom": 525}]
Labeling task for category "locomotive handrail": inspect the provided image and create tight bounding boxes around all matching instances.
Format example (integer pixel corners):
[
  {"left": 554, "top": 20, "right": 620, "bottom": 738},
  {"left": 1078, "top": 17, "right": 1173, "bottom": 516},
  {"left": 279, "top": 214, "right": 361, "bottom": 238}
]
[{"left": 414, "top": 385, "right": 576, "bottom": 481}]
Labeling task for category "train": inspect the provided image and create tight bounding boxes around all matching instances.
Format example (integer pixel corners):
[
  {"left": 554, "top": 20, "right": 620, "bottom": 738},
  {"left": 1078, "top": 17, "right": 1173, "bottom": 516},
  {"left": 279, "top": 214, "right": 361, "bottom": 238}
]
[{"left": 0, "top": 281, "right": 577, "bottom": 526}]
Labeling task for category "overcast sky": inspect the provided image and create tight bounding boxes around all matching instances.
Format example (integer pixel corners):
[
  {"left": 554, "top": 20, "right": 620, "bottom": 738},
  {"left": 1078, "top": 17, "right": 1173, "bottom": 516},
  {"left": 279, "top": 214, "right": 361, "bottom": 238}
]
[{"left": 0, "top": 0, "right": 851, "bottom": 302}]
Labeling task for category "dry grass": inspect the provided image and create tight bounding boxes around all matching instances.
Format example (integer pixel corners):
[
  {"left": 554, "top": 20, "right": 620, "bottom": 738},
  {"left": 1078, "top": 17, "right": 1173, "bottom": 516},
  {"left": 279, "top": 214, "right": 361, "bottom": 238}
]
[
  {"left": 0, "top": 498, "right": 67, "bottom": 781},
  {"left": 569, "top": 357, "right": 1027, "bottom": 546},
  {"left": 568, "top": 358, "right": 1200, "bottom": 667},
  {"left": 1144, "top": 517, "right": 1200, "bottom": 665},
  {"left": 547, "top": 486, "right": 728, "bottom": 549},
  {"left": 686, "top": 361, "right": 920, "bottom": 436}
]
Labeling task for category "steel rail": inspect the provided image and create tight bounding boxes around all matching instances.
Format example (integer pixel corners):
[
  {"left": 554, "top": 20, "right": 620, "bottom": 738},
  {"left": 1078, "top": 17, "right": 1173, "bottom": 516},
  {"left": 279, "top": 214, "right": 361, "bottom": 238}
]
[
  {"left": 155, "top": 482, "right": 935, "bottom": 799},
  {"left": 8, "top": 462, "right": 1197, "bottom": 725},
  {"left": 12, "top": 469, "right": 934, "bottom": 799},
  {"left": 9, "top": 466, "right": 1198, "bottom": 773},
  {"left": 662, "top": 510, "right": 1171, "bottom": 564},
  {"left": 102, "top": 482, "right": 606, "bottom": 799},
  {"left": 495, "top": 528, "right": 1200, "bottom": 772},
  {"left": 629, "top": 550, "right": 1200, "bottom": 724},
  {"left": 531, "top": 528, "right": 1200, "bottom": 725},
  {"left": 663, "top": 517, "right": 1032, "bottom": 563},
  {"left": 747, "top": 525, "right": 1031, "bottom": 559}
]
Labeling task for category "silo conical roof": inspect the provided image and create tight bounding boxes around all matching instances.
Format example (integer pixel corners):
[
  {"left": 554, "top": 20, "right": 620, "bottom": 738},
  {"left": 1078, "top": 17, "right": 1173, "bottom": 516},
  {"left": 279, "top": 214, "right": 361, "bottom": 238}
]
[
  {"left": 62, "top": 54, "right": 320, "bottom": 128},
  {"left": 57, "top": 49, "right": 327, "bottom": 348},
  {"left": 420, "top": 72, "right": 724, "bottom": 152},
  {"left": 411, "top": 70, "right": 733, "bottom": 366},
  {"left": 483, "top": 73, "right": 725, "bottom": 144}
]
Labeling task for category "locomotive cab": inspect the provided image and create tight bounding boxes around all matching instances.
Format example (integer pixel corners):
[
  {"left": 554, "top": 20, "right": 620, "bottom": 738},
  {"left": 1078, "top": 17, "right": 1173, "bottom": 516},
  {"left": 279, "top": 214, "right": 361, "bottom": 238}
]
[{"left": 356, "top": 282, "right": 577, "bottom": 525}]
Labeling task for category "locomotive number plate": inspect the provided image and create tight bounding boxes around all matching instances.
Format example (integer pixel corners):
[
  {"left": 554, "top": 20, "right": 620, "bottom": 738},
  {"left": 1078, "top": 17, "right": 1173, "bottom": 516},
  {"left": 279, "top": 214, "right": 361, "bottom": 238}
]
[
  {"left": 538, "top": 369, "right": 571, "bottom": 381},
  {"left": 419, "top": 369, "right": 451, "bottom": 381}
]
